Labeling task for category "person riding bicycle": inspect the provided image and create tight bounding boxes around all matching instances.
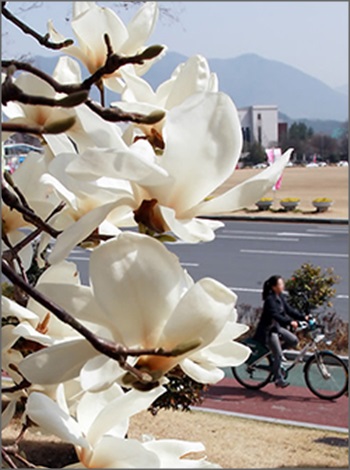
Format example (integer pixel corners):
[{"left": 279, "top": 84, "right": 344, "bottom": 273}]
[{"left": 253, "top": 275, "right": 307, "bottom": 388}]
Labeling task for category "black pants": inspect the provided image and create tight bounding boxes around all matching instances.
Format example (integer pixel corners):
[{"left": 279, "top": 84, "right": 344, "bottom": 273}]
[{"left": 268, "top": 328, "right": 298, "bottom": 381}]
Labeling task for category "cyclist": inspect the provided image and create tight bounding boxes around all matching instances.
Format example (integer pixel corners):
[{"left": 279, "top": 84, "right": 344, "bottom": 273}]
[{"left": 254, "top": 275, "right": 307, "bottom": 388}]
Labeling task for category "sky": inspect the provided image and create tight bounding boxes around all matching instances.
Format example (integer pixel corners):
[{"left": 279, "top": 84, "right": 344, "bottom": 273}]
[{"left": 1, "top": 1, "right": 348, "bottom": 89}]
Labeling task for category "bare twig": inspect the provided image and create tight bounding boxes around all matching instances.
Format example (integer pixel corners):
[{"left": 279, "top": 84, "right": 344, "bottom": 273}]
[
  {"left": 2, "top": 378, "right": 31, "bottom": 394},
  {"left": 2, "top": 232, "right": 28, "bottom": 283},
  {"left": 2, "top": 2, "right": 73, "bottom": 50},
  {"left": 2, "top": 118, "right": 76, "bottom": 136},
  {"left": 2, "top": 183, "right": 61, "bottom": 238},
  {"left": 1, "top": 448, "right": 18, "bottom": 469}
]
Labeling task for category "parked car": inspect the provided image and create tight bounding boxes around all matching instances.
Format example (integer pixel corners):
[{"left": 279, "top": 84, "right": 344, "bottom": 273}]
[
  {"left": 253, "top": 163, "right": 268, "bottom": 169},
  {"left": 318, "top": 162, "right": 327, "bottom": 167},
  {"left": 306, "top": 162, "right": 319, "bottom": 168},
  {"left": 337, "top": 161, "right": 348, "bottom": 167},
  {"left": 286, "top": 161, "right": 294, "bottom": 167}
]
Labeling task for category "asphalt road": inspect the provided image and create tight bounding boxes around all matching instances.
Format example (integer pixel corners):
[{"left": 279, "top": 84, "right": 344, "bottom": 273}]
[{"left": 69, "top": 220, "right": 348, "bottom": 321}]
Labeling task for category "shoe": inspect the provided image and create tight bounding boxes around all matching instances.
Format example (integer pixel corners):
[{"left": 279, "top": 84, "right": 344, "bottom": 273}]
[
  {"left": 275, "top": 379, "right": 290, "bottom": 388},
  {"left": 281, "top": 354, "right": 288, "bottom": 363}
]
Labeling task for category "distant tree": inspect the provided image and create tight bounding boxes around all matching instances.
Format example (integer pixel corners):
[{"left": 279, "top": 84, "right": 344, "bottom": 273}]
[
  {"left": 243, "top": 142, "right": 266, "bottom": 166},
  {"left": 310, "top": 134, "right": 338, "bottom": 161},
  {"left": 282, "top": 122, "right": 314, "bottom": 161}
]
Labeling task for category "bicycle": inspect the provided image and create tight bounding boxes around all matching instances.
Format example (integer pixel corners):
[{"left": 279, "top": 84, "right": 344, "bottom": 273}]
[{"left": 232, "top": 317, "right": 348, "bottom": 400}]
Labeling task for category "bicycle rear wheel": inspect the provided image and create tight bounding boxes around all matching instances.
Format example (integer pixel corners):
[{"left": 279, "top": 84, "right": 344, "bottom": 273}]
[
  {"left": 304, "top": 351, "right": 348, "bottom": 400},
  {"left": 232, "top": 355, "right": 273, "bottom": 390}
]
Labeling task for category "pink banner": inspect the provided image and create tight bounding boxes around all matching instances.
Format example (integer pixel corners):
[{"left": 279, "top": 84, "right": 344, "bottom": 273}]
[{"left": 265, "top": 148, "right": 283, "bottom": 190}]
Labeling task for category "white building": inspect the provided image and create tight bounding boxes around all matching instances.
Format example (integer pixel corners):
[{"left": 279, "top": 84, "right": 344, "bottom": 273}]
[{"left": 238, "top": 105, "right": 278, "bottom": 148}]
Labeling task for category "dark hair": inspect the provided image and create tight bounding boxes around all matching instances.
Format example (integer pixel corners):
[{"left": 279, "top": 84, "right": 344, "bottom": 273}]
[{"left": 262, "top": 275, "right": 283, "bottom": 300}]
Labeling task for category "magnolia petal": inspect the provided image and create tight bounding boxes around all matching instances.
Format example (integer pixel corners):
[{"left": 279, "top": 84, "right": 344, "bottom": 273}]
[
  {"left": 18, "top": 339, "right": 96, "bottom": 384},
  {"left": 197, "top": 149, "right": 293, "bottom": 215},
  {"left": 160, "top": 206, "right": 223, "bottom": 243},
  {"left": 36, "top": 260, "right": 80, "bottom": 285},
  {"left": 47, "top": 20, "right": 88, "bottom": 65},
  {"left": 144, "top": 439, "right": 204, "bottom": 460},
  {"left": 66, "top": 145, "right": 170, "bottom": 187},
  {"left": 87, "top": 386, "right": 165, "bottom": 446},
  {"left": 2, "top": 296, "right": 38, "bottom": 324},
  {"left": 2, "top": 325, "right": 18, "bottom": 351},
  {"left": 74, "top": 104, "right": 127, "bottom": 150},
  {"left": 120, "top": 65, "right": 157, "bottom": 104},
  {"left": 161, "top": 278, "right": 236, "bottom": 350},
  {"left": 80, "top": 356, "right": 124, "bottom": 392},
  {"left": 48, "top": 200, "right": 125, "bottom": 265},
  {"left": 26, "top": 392, "right": 88, "bottom": 448},
  {"left": 156, "top": 92, "right": 242, "bottom": 214},
  {"left": 144, "top": 440, "right": 219, "bottom": 468},
  {"left": 71, "top": 4, "right": 128, "bottom": 68},
  {"left": 14, "top": 72, "right": 55, "bottom": 98},
  {"left": 121, "top": 1, "right": 159, "bottom": 55},
  {"left": 90, "top": 232, "right": 191, "bottom": 348},
  {"left": 12, "top": 322, "right": 53, "bottom": 346},
  {"left": 180, "top": 358, "right": 225, "bottom": 384},
  {"left": 2, "top": 399, "right": 17, "bottom": 430},
  {"left": 86, "top": 436, "right": 160, "bottom": 468},
  {"left": 30, "top": 282, "right": 114, "bottom": 339},
  {"left": 76, "top": 383, "right": 124, "bottom": 436},
  {"left": 202, "top": 341, "right": 251, "bottom": 367},
  {"left": 165, "top": 55, "right": 212, "bottom": 110},
  {"left": 53, "top": 56, "right": 82, "bottom": 85}
]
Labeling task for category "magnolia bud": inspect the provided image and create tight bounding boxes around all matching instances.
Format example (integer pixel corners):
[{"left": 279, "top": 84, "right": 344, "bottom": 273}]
[
  {"left": 44, "top": 116, "right": 76, "bottom": 134},
  {"left": 57, "top": 91, "right": 89, "bottom": 108},
  {"left": 139, "top": 45, "right": 164, "bottom": 61},
  {"left": 140, "top": 110, "right": 165, "bottom": 125}
]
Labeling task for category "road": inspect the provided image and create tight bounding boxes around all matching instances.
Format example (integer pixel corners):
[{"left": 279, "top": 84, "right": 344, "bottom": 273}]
[{"left": 69, "top": 220, "right": 348, "bottom": 321}]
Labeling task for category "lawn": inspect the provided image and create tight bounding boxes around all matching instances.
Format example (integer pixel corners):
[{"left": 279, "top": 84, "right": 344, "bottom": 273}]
[
  {"left": 214, "top": 166, "right": 348, "bottom": 220},
  {"left": 2, "top": 408, "right": 348, "bottom": 468}
]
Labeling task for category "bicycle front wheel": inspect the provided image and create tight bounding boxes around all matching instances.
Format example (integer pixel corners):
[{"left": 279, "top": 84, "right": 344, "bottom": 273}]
[
  {"left": 304, "top": 351, "right": 348, "bottom": 400},
  {"left": 232, "top": 355, "right": 273, "bottom": 390}
]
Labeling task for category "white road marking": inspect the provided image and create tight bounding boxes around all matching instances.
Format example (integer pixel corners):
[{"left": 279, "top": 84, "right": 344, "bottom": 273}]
[
  {"left": 229, "top": 287, "right": 261, "bottom": 293},
  {"left": 229, "top": 287, "right": 348, "bottom": 300},
  {"left": 68, "top": 256, "right": 89, "bottom": 261},
  {"left": 180, "top": 262, "right": 199, "bottom": 267},
  {"left": 306, "top": 228, "right": 348, "bottom": 234},
  {"left": 218, "top": 235, "right": 299, "bottom": 242},
  {"left": 222, "top": 229, "right": 328, "bottom": 238},
  {"left": 240, "top": 249, "right": 348, "bottom": 258}
]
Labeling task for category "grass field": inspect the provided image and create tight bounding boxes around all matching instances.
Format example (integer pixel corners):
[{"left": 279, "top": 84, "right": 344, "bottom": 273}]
[
  {"left": 214, "top": 166, "right": 348, "bottom": 219},
  {"left": 2, "top": 410, "right": 348, "bottom": 468}
]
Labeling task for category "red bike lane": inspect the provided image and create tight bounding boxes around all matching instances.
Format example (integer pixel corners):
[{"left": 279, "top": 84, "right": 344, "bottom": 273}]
[{"left": 198, "top": 377, "right": 348, "bottom": 430}]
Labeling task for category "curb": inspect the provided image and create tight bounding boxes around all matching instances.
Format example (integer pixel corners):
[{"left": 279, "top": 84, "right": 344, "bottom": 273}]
[
  {"left": 200, "top": 215, "right": 348, "bottom": 224},
  {"left": 193, "top": 406, "right": 349, "bottom": 434}
]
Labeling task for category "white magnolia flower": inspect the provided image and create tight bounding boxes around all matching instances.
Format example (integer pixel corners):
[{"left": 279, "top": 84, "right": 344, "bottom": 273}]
[
  {"left": 2, "top": 149, "right": 60, "bottom": 270},
  {"left": 42, "top": 136, "right": 173, "bottom": 264},
  {"left": 48, "top": 1, "right": 162, "bottom": 93},
  {"left": 67, "top": 91, "right": 292, "bottom": 243},
  {"left": 26, "top": 385, "right": 219, "bottom": 468},
  {"left": 19, "top": 232, "right": 250, "bottom": 391}
]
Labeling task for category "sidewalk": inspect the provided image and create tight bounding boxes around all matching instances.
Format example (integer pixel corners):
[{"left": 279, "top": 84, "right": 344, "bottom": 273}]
[{"left": 198, "top": 377, "right": 348, "bottom": 432}]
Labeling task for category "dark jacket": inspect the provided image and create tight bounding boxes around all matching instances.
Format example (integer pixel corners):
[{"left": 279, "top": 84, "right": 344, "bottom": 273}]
[{"left": 254, "top": 292, "right": 305, "bottom": 345}]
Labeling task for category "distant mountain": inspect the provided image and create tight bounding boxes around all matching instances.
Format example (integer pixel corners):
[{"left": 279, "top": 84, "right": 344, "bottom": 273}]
[
  {"left": 31, "top": 52, "right": 348, "bottom": 124},
  {"left": 335, "top": 84, "right": 348, "bottom": 96},
  {"left": 144, "top": 52, "right": 348, "bottom": 121}
]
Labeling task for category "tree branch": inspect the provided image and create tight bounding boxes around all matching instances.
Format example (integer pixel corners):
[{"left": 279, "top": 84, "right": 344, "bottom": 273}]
[
  {"left": 2, "top": 183, "right": 61, "bottom": 238},
  {"left": 2, "top": 2, "right": 74, "bottom": 50}
]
